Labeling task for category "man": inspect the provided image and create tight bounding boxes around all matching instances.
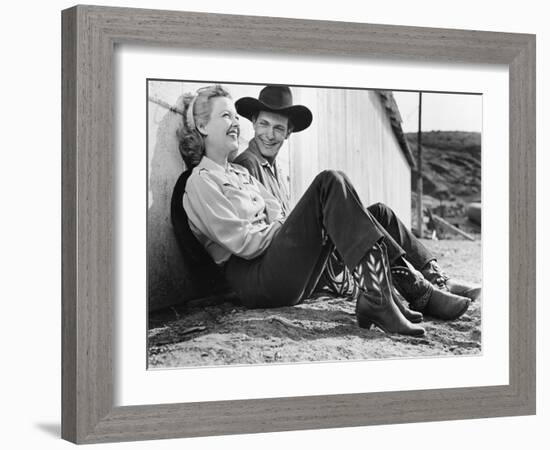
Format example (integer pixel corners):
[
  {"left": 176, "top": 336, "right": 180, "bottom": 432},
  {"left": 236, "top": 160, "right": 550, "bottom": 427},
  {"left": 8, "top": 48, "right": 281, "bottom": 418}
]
[
  {"left": 233, "top": 85, "right": 309, "bottom": 218},
  {"left": 233, "top": 85, "right": 480, "bottom": 319}
]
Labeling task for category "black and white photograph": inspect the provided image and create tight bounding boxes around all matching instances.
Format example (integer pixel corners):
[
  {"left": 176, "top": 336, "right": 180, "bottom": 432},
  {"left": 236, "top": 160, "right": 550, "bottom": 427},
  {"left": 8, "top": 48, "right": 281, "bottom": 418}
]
[{"left": 147, "top": 80, "right": 483, "bottom": 368}]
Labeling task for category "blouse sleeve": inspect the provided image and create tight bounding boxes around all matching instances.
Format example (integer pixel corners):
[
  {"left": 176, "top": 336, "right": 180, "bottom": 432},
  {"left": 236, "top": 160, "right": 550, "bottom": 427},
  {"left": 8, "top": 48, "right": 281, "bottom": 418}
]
[{"left": 184, "top": 171, "right": 282, "bottom": 260}]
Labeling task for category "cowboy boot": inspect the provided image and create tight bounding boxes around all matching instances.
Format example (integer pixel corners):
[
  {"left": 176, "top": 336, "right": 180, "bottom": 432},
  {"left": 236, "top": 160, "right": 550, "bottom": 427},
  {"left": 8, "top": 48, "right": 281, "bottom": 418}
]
[
  {"left": 393, "top": 287, "right": 423, "bottom": 323},
  {"left": 421, "top": 260, "right": 482, "bottom": 301},
  {"left": 355, "top": 243, "right": 425, "bottom": 336},
  {"left": 391, "top": 262, "right": 471, "bottom": 320}
]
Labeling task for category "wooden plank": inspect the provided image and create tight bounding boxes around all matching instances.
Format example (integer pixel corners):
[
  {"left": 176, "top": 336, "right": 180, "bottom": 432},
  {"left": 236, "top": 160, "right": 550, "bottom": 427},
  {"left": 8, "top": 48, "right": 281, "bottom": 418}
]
[{"left": 432, "top": 214, "right": 476, "bottom": 241}]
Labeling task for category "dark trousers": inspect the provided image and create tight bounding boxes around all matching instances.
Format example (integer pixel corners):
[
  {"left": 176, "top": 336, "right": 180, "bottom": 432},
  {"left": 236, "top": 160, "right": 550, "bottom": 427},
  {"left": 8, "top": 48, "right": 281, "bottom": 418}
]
[
  {"left": 366, "top": 202, "right": 433, "bottom": 269},
  {"left": 226, "top": 170, "right": 387, "bottom": 308}
]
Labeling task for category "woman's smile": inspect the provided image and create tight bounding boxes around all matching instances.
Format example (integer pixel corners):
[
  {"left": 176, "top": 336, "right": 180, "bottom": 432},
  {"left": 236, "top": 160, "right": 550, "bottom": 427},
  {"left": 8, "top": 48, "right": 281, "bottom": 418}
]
[{"left": 201, "top": 97, "right": 240, "bottom": 155}]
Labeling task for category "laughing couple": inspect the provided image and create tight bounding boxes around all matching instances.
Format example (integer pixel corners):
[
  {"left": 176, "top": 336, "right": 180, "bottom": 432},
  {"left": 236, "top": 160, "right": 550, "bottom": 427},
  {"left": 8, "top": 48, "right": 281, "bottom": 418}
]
[{"left": 174, "top": 84, "right": 480, "bottom": 337}]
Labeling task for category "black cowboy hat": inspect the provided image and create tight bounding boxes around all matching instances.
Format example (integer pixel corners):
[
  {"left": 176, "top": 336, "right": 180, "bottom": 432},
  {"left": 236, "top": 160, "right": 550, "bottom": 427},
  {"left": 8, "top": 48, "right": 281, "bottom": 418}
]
[{"left": 235, "top": 85, "right": 313, "bottom": 132}]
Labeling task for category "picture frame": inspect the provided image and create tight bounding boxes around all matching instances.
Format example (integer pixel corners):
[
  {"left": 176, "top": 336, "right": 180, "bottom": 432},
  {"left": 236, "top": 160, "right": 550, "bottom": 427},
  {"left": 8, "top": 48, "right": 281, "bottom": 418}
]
[{"left": 61, "top": 4, "right": 536, "bottom": 444}]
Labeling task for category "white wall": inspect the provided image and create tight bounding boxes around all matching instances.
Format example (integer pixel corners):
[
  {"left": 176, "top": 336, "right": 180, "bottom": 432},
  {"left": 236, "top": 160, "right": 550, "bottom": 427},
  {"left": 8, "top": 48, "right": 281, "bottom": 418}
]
[
  {"left": 290, "top": 88, "right": 412, "bottom": 224},
  {"left": 1, "top": 1, "right": 547, "bottom": 450}
]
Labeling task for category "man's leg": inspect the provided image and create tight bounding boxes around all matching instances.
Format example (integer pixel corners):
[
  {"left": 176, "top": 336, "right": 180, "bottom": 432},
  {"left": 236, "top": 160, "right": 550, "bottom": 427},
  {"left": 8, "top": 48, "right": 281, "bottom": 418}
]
[
  {"left": 367, "top": 202, "right": 434, "bottom": 270},
  {"left": 365, "top": 203, "right": 480, "bottom": 301},
  {"left": 363, "top": 202, "right": 478, "bottom": 308}
]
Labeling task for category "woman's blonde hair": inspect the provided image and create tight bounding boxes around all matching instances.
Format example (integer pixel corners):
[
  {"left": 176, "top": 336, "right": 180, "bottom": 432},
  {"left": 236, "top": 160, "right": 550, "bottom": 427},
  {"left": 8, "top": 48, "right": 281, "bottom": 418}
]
[{"left": 177, "top": 85, "right": 232, "bottom": 168}]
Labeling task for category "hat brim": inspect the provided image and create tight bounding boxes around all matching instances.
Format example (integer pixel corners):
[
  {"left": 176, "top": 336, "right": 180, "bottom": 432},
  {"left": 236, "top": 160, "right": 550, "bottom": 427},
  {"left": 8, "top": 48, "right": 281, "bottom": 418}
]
[{"left": 235, "top": 97, "right": 313, "bottom": 133}]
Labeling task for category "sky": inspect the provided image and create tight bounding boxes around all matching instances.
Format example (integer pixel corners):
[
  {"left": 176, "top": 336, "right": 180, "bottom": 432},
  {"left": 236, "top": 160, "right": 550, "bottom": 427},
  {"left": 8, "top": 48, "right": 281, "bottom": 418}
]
[{"left": 392, "top": 91, "right": 482, "bottom": 134}]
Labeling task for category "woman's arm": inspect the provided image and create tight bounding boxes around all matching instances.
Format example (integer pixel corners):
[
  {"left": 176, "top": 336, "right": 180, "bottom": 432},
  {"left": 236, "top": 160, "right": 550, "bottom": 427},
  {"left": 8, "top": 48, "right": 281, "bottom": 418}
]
[
  {"left": 251, "top": 177, "right": 284, "bottom": 224},
  {"left": 184, "top": 171, "right": 282, "bottom": 259}
]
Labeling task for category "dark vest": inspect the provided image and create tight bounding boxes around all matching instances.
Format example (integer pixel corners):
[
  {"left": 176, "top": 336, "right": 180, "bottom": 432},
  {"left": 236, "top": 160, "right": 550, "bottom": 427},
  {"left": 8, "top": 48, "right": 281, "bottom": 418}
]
[{"left": 170, "top": 170, "right": 231, "bottom": 293}]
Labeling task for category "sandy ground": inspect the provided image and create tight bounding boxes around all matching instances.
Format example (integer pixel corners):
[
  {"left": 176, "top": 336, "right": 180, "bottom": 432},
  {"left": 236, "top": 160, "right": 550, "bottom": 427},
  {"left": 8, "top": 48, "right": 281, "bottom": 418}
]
[{"left": 148, "top": 239, "right": 482, "bottom": 368}]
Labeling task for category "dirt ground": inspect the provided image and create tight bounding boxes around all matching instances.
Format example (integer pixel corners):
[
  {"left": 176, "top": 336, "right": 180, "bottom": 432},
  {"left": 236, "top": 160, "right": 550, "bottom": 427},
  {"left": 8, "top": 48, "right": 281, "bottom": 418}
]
[{"left": 148, "top": 239, "right": 482, "bottom": 368}]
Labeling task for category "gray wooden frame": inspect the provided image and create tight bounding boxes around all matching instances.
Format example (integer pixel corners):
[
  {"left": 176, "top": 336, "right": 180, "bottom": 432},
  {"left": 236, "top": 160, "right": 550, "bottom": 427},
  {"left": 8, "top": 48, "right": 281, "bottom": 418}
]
[{"left": 62, "top": 5, "right": 536, "bottom": 444}]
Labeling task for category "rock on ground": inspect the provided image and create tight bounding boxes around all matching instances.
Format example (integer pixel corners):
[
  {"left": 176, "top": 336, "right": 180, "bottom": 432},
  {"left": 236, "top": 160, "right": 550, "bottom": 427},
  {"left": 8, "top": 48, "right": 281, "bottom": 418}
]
[{"left": 148, "top": 239, "right": 481, "bottom": 369}]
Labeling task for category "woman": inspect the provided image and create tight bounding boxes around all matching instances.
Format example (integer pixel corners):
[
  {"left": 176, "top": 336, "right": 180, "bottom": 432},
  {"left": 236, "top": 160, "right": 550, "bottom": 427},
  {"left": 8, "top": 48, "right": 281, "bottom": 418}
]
[{"left": 178, "top": 85, "right": 471, "bottom": 337}]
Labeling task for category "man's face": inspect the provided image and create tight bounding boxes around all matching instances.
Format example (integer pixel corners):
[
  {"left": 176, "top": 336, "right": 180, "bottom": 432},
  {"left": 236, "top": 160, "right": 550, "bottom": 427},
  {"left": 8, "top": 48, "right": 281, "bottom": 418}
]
[{"left": 252, "top": 111, "right": 290, "bottom": 160}]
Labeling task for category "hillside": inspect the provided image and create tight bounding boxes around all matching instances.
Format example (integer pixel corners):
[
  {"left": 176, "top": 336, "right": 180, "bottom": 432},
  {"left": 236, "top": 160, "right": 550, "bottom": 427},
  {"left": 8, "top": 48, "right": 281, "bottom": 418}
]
[
  {"left": 405, "top": 131, "right": 481, "bottom": 237},
  {"left": 406, "top": 131, "right": 481, "bottom": 202}
]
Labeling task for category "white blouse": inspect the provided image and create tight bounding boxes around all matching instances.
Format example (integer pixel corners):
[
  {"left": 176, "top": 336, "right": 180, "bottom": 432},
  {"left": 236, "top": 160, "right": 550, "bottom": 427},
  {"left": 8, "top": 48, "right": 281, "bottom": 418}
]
[{"left": 183, "top": 156, "right": 284, "bottom": 264}]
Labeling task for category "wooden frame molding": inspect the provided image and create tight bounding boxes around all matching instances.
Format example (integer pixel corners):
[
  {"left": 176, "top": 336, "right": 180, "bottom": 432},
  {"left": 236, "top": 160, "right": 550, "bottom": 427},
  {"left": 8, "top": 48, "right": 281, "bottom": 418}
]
[{"left": 62, "top": 5, "right": 536, "bottom": 443}]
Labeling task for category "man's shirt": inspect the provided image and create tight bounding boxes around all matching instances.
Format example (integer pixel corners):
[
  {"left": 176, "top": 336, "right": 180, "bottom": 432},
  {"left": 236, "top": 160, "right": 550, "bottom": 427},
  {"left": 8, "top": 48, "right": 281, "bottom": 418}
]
[{"left": 233, "top": 139, "right": 291, "bottom": 217}]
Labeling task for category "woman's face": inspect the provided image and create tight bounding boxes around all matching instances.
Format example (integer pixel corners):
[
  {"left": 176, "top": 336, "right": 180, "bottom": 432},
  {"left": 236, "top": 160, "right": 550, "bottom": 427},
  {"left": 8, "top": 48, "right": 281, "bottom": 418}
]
[{"left": 199, "top": 96, "right": 240, "bottom": 156}]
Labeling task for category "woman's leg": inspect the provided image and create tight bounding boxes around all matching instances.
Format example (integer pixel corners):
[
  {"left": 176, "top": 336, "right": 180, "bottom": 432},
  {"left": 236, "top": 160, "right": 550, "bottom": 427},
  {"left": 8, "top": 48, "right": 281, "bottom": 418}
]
[
  {"left": 225, "top": 169, "right": 469, "bottom": 327},
  {"left": 225, "top": 170, "right": 385, "bottom": 308},
  {"left": 315, "top": 201, "right": 433, "bottom": 291}
]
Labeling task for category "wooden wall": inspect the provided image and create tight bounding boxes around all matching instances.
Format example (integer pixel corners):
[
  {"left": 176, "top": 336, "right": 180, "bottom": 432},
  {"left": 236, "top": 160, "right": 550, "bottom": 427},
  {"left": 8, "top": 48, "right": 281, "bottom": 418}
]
[{"left": 289, "top": 87, "right": 412, "bottom": 225}]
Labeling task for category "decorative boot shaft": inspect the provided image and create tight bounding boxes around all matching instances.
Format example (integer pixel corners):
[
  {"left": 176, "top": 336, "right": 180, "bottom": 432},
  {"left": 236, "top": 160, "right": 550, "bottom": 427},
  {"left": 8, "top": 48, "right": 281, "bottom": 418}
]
[
  {"left": 353, "top": 242, "right": 392, "bottom": 306},
  {"left": 354, "top": 242, "right": 425, "bottom": 336}
]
